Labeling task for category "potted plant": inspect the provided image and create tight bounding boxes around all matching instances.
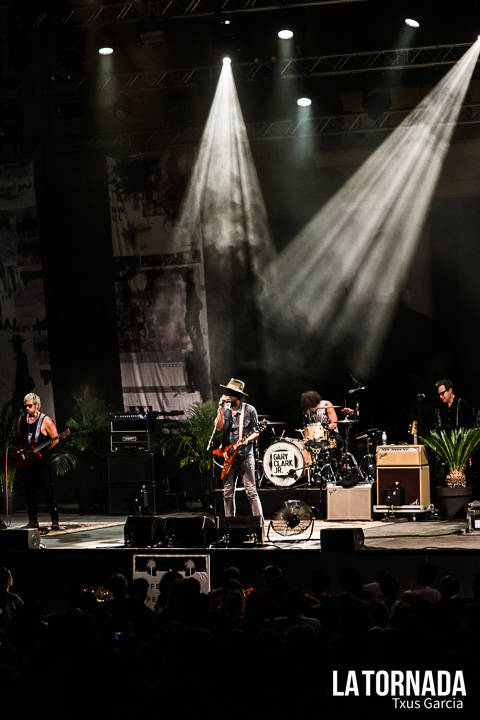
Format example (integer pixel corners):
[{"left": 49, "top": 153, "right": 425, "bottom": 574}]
[
  {"left": 160, "top": 400, "right": 221, "bottom": 509},
  {"left": 420, "top": 428, "right": 480, "bottom": 518},
  {"left": 63, "top": 386, "right": 110, "bottom": 512}
]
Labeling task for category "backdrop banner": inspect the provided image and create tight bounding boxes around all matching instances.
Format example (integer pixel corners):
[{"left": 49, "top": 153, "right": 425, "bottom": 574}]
[
  {"left": 0, "top": 159, "right": 55, "bottom": 420},
  {"left": 107, "top": 153, "right": 212, "bottom": 416}
]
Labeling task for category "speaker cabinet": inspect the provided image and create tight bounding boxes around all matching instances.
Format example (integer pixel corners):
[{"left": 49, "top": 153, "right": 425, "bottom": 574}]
[
  {"left": 326, "top": 484, "right": 372, "bottom": 520},
  {"left": 107, "top": 453, "right": 161, "bottom": 514},
  {"left": 376, "top": 466, "right": 430, "bottom": 505},
  {"left": 162, "top": 515, "right": 216, "bottom": 547},
  {"left": 0, "top": 528, "right": 40, "bottom": 550},
  {"left": 216, "top": 516, "right": 265, "bottom": 545},
  {"left": 124, "top": 515, "right": 165, "bottom": 547},
  {"left": 320, "top": 528, "right": 365, "bottom": 551}
]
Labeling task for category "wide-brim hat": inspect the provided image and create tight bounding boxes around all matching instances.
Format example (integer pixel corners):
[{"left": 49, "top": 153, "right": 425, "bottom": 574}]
[{"left": 219, "top": 378, "right": 248, "bottom": 398}]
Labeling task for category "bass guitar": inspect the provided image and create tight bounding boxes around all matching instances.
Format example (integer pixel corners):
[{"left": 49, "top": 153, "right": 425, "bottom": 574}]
[
  {"left": 13, "top": 429, "right": 70, "bottom": 470},
  {"left": 213, "top": 420, "right": 267, "bottom": 480}
]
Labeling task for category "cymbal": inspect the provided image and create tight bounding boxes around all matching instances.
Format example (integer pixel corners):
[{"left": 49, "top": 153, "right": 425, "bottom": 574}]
[
  {"left": 336, "top": 419, "right": 358, "bottom": 424},
  {"left": 267, "top": 420, "right": 286, "bottom": 425},
  {"left": 258, "top": 414, "right": 270, "bottom": 418}
]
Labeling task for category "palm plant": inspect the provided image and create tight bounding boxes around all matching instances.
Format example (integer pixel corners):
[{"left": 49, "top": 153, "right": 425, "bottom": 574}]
[
  {"left": 420, "top": 428, "right": 480, "bottom": 487},
  {"left": 161, "top": 401, "right": 221, "bottom": 481},
  {"left": 65, "top": 386, "right": 110, "bottom": 456}
]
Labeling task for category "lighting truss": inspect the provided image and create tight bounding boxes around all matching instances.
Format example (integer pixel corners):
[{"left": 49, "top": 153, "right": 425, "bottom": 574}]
[
  {"left": 32, "top": 0, "right": 365, "bottom": 27},
  {"left": 78, "top": 42, "right": 472, "bottom": 93},
  {"left": 81, "top": 102, "right": 480, "bottom": 150}
]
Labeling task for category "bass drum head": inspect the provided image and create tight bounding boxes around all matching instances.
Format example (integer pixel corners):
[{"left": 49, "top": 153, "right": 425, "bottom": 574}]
[{"left": 263, "top": 439, "right": 312, "bottom": 487}]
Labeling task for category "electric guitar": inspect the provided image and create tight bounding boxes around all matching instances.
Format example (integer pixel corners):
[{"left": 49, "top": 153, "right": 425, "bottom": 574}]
[
  {"left": 408, "top": 420, "right": 418, "bottom": 444},
  {"left": 213, "top": 420, "right": 268, "bottom": 479},
  {"left": 13, "top": 429, "right": 70, "bottom": 470}
]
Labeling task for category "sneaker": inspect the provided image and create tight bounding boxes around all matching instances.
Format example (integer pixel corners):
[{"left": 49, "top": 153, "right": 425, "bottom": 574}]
[
  {"left": 51, "top": 521, "right": 60, "bottom": 531},
  {"left": 23, "top": 521, "right": 39, "bottom": 529}
]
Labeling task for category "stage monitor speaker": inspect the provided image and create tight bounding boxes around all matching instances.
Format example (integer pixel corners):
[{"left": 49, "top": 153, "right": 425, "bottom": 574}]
[
  {"left": 376, "top": 466, "right": 430, "bottom": 505},
  {"left": 162, "top": 515, "right": 216, "bottom": 548},
  {"left": 0, "top": 528, "right": 40, "bottom": 550},
  {"left": 124, "top": 515, "right": 165, "bottom": 547},
  {"left": 216, "top": 516, "right": 265, "bottom": 545},
  {"left": 320, "top": 528, "right": 365, "bottom": 552},
  {"left": 326, "top": 484, "right": 372, "bottom": 521}
]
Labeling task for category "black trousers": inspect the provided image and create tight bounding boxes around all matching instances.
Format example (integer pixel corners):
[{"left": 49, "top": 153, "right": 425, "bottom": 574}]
[{"left": 21, "top": 459, "right": 58, "bottom": 524}]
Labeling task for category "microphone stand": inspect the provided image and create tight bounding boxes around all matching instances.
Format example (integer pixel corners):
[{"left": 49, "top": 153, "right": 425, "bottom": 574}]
[{"left": 207, "top": 404, "right": 223, "bottom": 514}]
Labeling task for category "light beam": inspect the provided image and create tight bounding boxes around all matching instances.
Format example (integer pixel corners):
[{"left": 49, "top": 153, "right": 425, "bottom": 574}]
[{"left": 263, "top": 39, "right": 480, "bottom": 376}]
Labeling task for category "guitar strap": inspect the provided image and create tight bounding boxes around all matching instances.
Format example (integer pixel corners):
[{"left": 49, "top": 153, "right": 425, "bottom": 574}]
[
  {"left": 33, "top": 413, "right": 46, "bottom": 443},
  {"left": 238, "top": 403, "right": 246, "bottom": 441}
]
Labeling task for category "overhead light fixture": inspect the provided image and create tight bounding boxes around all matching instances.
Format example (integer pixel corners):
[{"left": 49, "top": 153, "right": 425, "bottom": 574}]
[
  {"left": 278, "top": 29, "right": 294, "bottom": 40},
  {"left": 297, "top": 97, "right": 311, "bottom": 107},
  {"left": 98, "top": 46, "right": 114, "bottom": 55},
  {"left": 223, "top": 56, "right": 231, "bottom": 65},
  {"left": 405, "top": 18, "right": 420, "bottom": 28}
]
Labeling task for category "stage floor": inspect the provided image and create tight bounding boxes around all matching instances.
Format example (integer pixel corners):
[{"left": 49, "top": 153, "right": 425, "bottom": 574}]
[{"left": 2, "top": 511, "right": 478, "bottom": 551}]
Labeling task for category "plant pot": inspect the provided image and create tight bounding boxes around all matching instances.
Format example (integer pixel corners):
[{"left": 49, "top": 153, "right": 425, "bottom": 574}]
[
  {"left": 2, "top": 490, "right": 15, "bottom": 516},
  {"left": 436, "top": 485, "right": 473, "bottom": 519}
]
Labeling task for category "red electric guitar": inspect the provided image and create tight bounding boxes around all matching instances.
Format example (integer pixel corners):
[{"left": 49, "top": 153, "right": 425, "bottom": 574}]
[
  {"left": 213, "top": 420, "right": 267, "bottom": 480},
  {"left": 13, "top": 429, "right": 71, "bottom": 470}
]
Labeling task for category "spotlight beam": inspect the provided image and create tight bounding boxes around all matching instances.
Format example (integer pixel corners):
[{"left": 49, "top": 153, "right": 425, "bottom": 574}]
[{"left": 264, "top": 39, "right": 480, "bottom": 375}]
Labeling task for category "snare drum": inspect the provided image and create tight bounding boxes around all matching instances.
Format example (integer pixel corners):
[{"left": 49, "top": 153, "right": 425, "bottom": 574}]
[
  {"left": 263, "top": 438, "right": 313, "bottom": 487},
  {"left": 301, "top": 423, "right": 328, "bottom": 443}
]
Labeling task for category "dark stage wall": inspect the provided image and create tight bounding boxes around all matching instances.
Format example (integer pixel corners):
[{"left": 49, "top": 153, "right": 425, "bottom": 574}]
[{"left": 2, "top": 133, "right": 480, "bottom": 456}]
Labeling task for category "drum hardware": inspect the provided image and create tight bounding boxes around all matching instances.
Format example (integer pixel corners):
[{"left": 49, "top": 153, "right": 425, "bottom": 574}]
[{"left": 336, "top": 413, "right": 364, "bottom": 487}]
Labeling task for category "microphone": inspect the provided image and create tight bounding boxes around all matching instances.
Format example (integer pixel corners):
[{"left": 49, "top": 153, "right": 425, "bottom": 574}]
[{"left": 348, "top": 386, "right": 366, "bottom": 394}]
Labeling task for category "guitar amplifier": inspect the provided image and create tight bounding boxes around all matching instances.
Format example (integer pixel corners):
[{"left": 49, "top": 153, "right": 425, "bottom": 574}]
[
  {"left": 326, "top": 484, "right": 372, "bottom": 521},
  {"left": 110, "top": 413, "right": 154, "bottom": 452},
  {"left": 110, "top": 432, "right": 151, "bottom": 452},
  {"left": 376, "top": 465, "right": 431, "bottom": 505},
  {"left": 376, "top": 444, "right": 428, "bottom": 466}
]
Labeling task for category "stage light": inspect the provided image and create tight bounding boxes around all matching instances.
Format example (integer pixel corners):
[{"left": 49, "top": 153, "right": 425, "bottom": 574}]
[
  {"left": 98, "top": 45, "right": 113, "bottom": 55},
  {"left": 278, "top": 29, "right": 294, "bottom": 40},
  {"left": 405, "top": 18, "right": 420, "bottom": 28},
  {"left": 222, "top": 56, "right": 231, "bottom": 65},
  {"left": 297, "top": 97, "right": 311, "bottom": 107}
]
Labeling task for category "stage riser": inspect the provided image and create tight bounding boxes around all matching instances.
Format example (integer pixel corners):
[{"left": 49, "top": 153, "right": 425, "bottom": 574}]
[{"left": 213, "top": 488, "right": 322, "bottom": 517}]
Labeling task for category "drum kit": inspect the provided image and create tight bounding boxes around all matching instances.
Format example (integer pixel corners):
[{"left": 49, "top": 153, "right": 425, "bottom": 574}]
[{"left": 257, "top": 409, "right": 378, "bottom": 489}]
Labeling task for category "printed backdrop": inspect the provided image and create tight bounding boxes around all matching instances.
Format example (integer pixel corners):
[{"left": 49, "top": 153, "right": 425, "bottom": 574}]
[
  {"left": 107, "top": 152, "right": 212, "bottom": 415},
  {"left": 0, "top": 160, "right": 55, "bottom": 419}
]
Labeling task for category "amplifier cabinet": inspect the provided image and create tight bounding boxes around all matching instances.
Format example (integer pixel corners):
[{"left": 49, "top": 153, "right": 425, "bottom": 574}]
[
  {"left": 376, "top": 444, "right": 428, "bottom": 466},
  {"left": 326, "top": 484, "right": 372, "bottom": 521},
  {"left": 107, "top": 453, "right": 161, "bottom": 514},
  {"left": 376, "top": 465, "right": 430, "bottom": 506}
]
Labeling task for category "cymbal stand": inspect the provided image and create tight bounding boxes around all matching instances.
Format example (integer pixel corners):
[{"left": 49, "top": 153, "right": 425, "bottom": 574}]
[
  {"left": 359, "top": 435, "right": 375, "bottom": 483},
  {"left": 337, "top": 419, "right": 362, "bottom": 481}
]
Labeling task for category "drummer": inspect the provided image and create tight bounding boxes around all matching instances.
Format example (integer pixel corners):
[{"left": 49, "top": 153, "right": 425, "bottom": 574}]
[{"left": 300, "top": 390, "right": 342, "bottom": 448}]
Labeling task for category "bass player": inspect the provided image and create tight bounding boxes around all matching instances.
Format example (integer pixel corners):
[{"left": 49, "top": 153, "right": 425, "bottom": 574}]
[
  {"left": 17, "top": 392, "right": 60, "bottom": 530},
  {"left": 215, "top": 378, "right": 263, "bottom": 518}
]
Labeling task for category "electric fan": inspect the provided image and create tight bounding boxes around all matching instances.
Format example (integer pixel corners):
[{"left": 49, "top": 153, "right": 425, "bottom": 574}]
[{"left": 268, "top": 500, "right": 314, "bottom": 541}]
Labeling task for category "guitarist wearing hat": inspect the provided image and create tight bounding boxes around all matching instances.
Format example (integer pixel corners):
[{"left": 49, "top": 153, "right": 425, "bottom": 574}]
[
  {"left": 215, "top": 378, "right": 263, "bottom": 518},
  {"left": 16, "top": 392, "right": 60, "bottom": 530}
]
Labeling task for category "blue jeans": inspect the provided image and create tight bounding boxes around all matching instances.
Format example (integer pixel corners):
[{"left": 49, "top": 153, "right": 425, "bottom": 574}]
[{"left": 223, "top": 455, "right": 263, "bottom": 517}]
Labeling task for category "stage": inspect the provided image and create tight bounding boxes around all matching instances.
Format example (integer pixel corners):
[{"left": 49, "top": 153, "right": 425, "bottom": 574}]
[
  {"left": 0, "top": 511, "right": 477, "bottom": 552},
  {"left": 2, "top": 508, "right": 480, "bottom": 615}
]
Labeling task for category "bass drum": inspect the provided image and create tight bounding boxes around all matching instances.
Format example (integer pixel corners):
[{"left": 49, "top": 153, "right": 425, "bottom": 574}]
[{"left": 263, "top": 438, "right": 313, "bottom": 487}]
